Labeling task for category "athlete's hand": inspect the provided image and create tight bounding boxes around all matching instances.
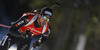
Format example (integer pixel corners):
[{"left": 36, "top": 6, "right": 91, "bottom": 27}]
[{"left": 21, "top": 30, "right": 32, "bottom": 39}]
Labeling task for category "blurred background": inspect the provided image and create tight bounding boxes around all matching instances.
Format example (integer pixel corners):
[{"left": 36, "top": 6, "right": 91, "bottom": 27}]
[{"left": 0, "top": 0, "right": 100, "bottom": 50}]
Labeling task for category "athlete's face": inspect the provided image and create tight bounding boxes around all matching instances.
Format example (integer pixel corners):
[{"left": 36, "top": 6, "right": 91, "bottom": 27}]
[{"left": 37, "top": 14, "right": 50, "bottom": 26}]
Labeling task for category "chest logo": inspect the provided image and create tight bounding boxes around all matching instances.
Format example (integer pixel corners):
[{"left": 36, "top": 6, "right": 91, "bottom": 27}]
[{"left": 27, "top": 27, "right": 42, "bottom": 33}]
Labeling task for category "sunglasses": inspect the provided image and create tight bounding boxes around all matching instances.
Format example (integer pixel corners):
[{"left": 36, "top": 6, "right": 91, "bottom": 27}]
[{"left": 43, "top": 16, "right": 50, "bottom": 21}]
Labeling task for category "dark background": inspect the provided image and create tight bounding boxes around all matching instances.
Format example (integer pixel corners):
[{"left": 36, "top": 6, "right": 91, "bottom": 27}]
[{"left": 0, "top": 0, "right": 100, "bottom": 50}]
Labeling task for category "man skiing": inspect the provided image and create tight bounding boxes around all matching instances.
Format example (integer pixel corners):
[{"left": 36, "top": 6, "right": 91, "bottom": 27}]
[{"left": 0, "top": 7, "right": 52, "bottom": 50}]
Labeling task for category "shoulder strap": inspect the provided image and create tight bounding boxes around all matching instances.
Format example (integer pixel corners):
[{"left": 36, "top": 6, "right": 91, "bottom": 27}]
[
  {"left": 24, "top": 14, "right": 39, "bottom": 26},
  {"left": 42, "top": 23, "right": 48, "bottom": 34}
]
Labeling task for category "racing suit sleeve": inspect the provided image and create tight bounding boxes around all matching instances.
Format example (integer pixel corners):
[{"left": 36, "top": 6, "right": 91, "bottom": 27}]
[
  {"left": 33, "top": 27, "right": 51, "bottom": 48},
  {"left": 8, "top": 15, "right": 29, "bottom": 37}
]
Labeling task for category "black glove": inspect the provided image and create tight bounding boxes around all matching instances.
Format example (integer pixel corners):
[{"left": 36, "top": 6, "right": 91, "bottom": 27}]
[{"left": 21, "top": 30, "right": 32, "bottom": 39}]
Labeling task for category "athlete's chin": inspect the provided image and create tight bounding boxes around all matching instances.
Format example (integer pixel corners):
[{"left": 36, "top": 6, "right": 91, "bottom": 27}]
[
  {"left": 41, "top": 24, "right": 45, "bottom": 26},
  {"left": 41, "top": 23, "right": 46, "bottom": 26}
]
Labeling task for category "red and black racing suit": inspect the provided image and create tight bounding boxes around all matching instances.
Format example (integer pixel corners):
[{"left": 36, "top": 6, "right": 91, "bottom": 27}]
[{"left": 0, "top": 13, "right": 51, "bottom": 50}]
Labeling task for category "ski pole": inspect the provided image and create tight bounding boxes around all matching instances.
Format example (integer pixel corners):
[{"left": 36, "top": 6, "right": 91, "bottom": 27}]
[
  {"left": 31, "top": 2, "right": 60, "bottom": 13},
  {"left": 0, "top": 24, "right": 10, "bottom": 28},
  {"left": 49, "top": 2, "right": 60, "bottom": 9},
  {"left": 41, "top": 2, "right": 60, "bottom": 10},
  {"left": 30, "top": 47, "right": 34, "bottom": 50}
]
